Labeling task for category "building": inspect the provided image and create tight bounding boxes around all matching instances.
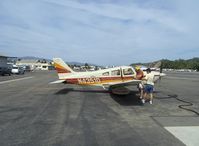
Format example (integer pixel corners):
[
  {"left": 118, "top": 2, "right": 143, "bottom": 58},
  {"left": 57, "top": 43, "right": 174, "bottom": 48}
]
[
  {"left": 16, "top": 59, "right": 54, "bottom": 71},
  {"left": 0, "top": 55, "right": 8, "bottom": 67},
  {"left": 0, "top": 54, "right": 17, "bottom": 75},
  {"left": 0, "top": 54, "right": 16, "bottom": 67}
]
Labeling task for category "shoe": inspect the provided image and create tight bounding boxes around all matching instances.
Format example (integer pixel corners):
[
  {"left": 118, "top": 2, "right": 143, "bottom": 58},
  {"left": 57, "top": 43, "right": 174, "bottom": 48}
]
[
  {"left": 141, "top": 99, "right": 145, "bottom": 104},
  {"left": 139, "top": 96, "right": 143, "bottom": 99},
  {"left": 149, "top": 100, "right": 153, "bottom": 104}
]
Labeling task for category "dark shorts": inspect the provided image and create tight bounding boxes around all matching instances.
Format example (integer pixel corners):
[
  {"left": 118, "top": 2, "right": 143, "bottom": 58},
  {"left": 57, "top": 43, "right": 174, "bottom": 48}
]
[{"left": 144, "top": 84, "right": 154, "bottom": 93}]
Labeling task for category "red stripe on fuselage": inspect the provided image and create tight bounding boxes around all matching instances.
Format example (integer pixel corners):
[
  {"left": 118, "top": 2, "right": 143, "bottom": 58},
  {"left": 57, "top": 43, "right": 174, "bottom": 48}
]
[{"left": 65, "top": 76, "right": 135, "bottom": 85}]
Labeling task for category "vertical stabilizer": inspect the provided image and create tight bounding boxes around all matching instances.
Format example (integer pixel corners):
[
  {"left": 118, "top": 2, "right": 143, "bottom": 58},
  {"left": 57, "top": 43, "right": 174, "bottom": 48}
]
[{"left": 53, "top": 58, "right": 74, "bottom": 79}]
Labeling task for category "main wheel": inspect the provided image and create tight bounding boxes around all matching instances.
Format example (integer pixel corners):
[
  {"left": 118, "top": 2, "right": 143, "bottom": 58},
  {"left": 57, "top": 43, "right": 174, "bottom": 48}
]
[{"left": 110, "top": 86, "right": 130, "bottom": 95}]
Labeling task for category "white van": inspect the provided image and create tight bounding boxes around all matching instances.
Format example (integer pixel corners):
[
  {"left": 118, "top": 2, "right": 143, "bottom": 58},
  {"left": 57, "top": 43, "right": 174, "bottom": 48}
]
[{"left": 12, "top": 65, "right": 25, "bottom": 74}]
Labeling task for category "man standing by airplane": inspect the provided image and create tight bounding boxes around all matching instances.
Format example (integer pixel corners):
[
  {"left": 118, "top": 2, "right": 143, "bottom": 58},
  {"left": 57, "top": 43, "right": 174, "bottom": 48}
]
[
  {"left": 135, "top": 66, "right": 145, "bottom": 100},
  {"left": 143, "top": 68, "right": 155, "bottom": 104}
]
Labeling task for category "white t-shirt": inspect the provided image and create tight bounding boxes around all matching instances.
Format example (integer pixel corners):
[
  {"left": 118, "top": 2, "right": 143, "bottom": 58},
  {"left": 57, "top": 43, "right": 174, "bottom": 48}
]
[{"left": 145, "top": 73, "right": 155, "bottom": 86}]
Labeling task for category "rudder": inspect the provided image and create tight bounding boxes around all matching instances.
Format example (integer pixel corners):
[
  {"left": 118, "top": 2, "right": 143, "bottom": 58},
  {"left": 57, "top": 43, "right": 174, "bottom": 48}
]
[{"left": 53, "top": 58, "right": 74, "bottom": 79}]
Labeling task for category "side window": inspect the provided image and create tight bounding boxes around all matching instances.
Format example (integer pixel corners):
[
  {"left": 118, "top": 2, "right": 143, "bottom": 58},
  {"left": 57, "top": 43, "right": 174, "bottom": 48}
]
[
  {"left": 111, "top": 69, "right": 120, "bottom": 76},
  {"left": 102, "top": 72, "right": 109, "bottom": 76},
  {"left": 123, "top": 68, "right": 134, "bottom": 75}
]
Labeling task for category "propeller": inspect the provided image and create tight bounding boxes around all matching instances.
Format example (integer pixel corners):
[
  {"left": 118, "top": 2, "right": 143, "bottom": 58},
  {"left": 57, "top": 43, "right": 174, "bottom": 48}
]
[{"left": 158, "top": 61, "right": 166, "bottom": 83}]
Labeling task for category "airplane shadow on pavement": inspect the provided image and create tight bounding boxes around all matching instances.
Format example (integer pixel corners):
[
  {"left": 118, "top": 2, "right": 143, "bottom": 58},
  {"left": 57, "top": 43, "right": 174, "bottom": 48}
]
[
  {"left": 55, "top": 88, "right": 110, "bottom": 95},
  {"left": 110, "top": 91, "right": 143, "bottom": 106},
  {"left": 55, "top": 88, "right": 142, "bottom": 106}
]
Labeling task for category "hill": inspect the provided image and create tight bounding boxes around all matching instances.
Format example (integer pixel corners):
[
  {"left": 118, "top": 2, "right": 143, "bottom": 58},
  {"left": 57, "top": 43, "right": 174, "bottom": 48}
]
[
  {"left": 130, "top": 61, "right": 162, "bottom": 68},
  {"left": 18, "top": 56, "right": 52, "bottom": 62},
  {"left": 130, "top": 57, "right": 199, "bottom": 71},
  {"left": 161, "top": 57, "right": 199, "bottom": 70},
  {"left": 18, "top": 56, "right": 100, "bottom": 67}
]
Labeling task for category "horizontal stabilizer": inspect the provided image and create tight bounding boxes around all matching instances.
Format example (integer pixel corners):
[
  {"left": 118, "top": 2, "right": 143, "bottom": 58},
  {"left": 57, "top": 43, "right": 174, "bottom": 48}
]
[{"left": 49, "top": 80, "right": 65, "bottom": 84}]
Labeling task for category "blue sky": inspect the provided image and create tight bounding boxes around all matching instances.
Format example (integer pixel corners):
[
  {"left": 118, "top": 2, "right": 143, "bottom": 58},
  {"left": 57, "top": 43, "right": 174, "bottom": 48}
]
[{"left": 0, "top": 0, "right": 199, "bottom": 65}]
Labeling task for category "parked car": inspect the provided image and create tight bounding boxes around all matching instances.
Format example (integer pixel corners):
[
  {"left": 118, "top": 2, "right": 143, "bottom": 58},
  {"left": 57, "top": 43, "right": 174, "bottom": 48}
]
[
  {"left": 0, "top": 66, "right": 12, "bottom": 76},
  {"left": 25, "top": 65, "right": 32, "bottom": 72},
  {"left": 12, "top": 66, "right": 25, "bottom": 74}
]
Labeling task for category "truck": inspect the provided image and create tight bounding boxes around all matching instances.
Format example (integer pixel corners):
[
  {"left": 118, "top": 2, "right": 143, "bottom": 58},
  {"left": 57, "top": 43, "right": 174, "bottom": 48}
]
[{"left": 0, "top": 65, "right": 12, "bottom": 76}]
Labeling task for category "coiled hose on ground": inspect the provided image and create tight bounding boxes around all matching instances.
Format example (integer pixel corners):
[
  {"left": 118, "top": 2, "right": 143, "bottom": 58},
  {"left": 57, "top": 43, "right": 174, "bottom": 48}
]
[{"left": 156, "top": 94, "right": 199, "bottom": 116}]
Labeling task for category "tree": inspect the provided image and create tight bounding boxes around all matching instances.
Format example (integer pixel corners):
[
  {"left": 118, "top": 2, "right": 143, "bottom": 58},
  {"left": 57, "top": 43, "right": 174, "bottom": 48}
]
[
  {"left": 85, "top": 63, "right": 90, "bottom": 69},
  {"left": 193, "top": 64, "right": 199, "bottom": 71}
]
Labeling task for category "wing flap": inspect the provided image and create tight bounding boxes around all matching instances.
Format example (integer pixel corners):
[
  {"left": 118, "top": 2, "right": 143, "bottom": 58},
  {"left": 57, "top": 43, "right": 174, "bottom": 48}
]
[{"left": 104, "top": 80, "right": 141, "bottom": 88}]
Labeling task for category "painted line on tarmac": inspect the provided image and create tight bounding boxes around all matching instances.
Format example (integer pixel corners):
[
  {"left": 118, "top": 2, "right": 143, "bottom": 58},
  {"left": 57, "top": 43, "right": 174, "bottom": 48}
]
[
  {"left": 0, "top": 76, "right": 34, "bottom": 84},
  {"left": 165, "top": 126, "right": 199, "bottom": 146},
  {"left": 165, "top": 76, "right": 199, "bottom": 81}
]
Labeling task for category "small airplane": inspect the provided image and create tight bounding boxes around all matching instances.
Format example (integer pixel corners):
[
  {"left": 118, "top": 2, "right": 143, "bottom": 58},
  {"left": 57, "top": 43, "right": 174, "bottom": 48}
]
[{"left": 51, "top": 58, "right": 165, "bottom": 94}]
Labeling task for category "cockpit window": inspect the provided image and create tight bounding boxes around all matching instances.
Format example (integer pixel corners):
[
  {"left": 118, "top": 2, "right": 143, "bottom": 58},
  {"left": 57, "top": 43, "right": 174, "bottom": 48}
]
[
  {"left": 123, "top": 68, "right": 134, "bottom": 75},
  {"left": 111, "top": 69, "right": 120, "bottom": 76},
  {"left": 102, "top": 72, "right": 109, "bottom": 76}
]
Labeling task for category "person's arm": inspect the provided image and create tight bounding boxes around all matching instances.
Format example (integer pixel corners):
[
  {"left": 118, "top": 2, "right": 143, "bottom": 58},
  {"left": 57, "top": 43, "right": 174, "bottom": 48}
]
[
  {"left": 136, "top": 72, "right": 142, "bottom": 80},
  {"left": 142, "top": 74, "right": 148, "bottom": 81}
]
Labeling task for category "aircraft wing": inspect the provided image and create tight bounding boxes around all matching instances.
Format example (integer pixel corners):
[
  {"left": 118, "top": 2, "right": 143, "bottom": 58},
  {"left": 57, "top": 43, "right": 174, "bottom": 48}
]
[{"left": 103, "top": 80, "right": 141, "bottom": 88}]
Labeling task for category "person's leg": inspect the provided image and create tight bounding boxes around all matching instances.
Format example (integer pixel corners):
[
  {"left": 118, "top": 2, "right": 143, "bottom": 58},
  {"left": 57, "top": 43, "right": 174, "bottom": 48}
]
[
  {"left": 139, "top": 83, "right": 143, "bottom": 99},
  {"left": 149, "top": 85, "right": 154, "bottom": 104},
  {"left": 140, "top": 89, "right": 143, "bottom": 99},
  {"left": 142, "top": 85, "right": 149, "bottom": 104},
  {"left": 142, "top": 92, "right": 146, "bottom": 104},
  {"left": 149, "top": 93, "right": 153, "bottom": 104}
]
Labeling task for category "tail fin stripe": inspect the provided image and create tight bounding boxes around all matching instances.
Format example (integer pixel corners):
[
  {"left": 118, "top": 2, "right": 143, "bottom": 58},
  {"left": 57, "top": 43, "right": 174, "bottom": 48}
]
[
  {"left": 54, "top": 63, "right": 71, "bottom": 73},
  {"left": 53, "top": 58, "right": 75, "bottom": 79}
]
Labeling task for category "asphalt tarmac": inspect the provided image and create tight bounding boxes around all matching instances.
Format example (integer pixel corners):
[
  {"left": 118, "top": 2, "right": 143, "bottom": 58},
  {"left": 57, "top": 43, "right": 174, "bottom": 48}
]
[{"left": 0, "top": 71, "right": 199, "bottom": 146}]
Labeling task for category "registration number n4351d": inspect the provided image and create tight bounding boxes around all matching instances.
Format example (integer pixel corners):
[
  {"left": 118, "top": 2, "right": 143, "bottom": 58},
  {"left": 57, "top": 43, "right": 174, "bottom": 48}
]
[{"left": 78, "top": 77, "right": 101, "bottom": 84}]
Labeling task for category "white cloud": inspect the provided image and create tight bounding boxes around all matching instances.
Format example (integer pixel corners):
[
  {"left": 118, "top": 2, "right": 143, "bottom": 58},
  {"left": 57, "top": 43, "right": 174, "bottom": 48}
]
[{"left": 0, "top": 0, "right": 199, "bottom": 65}]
